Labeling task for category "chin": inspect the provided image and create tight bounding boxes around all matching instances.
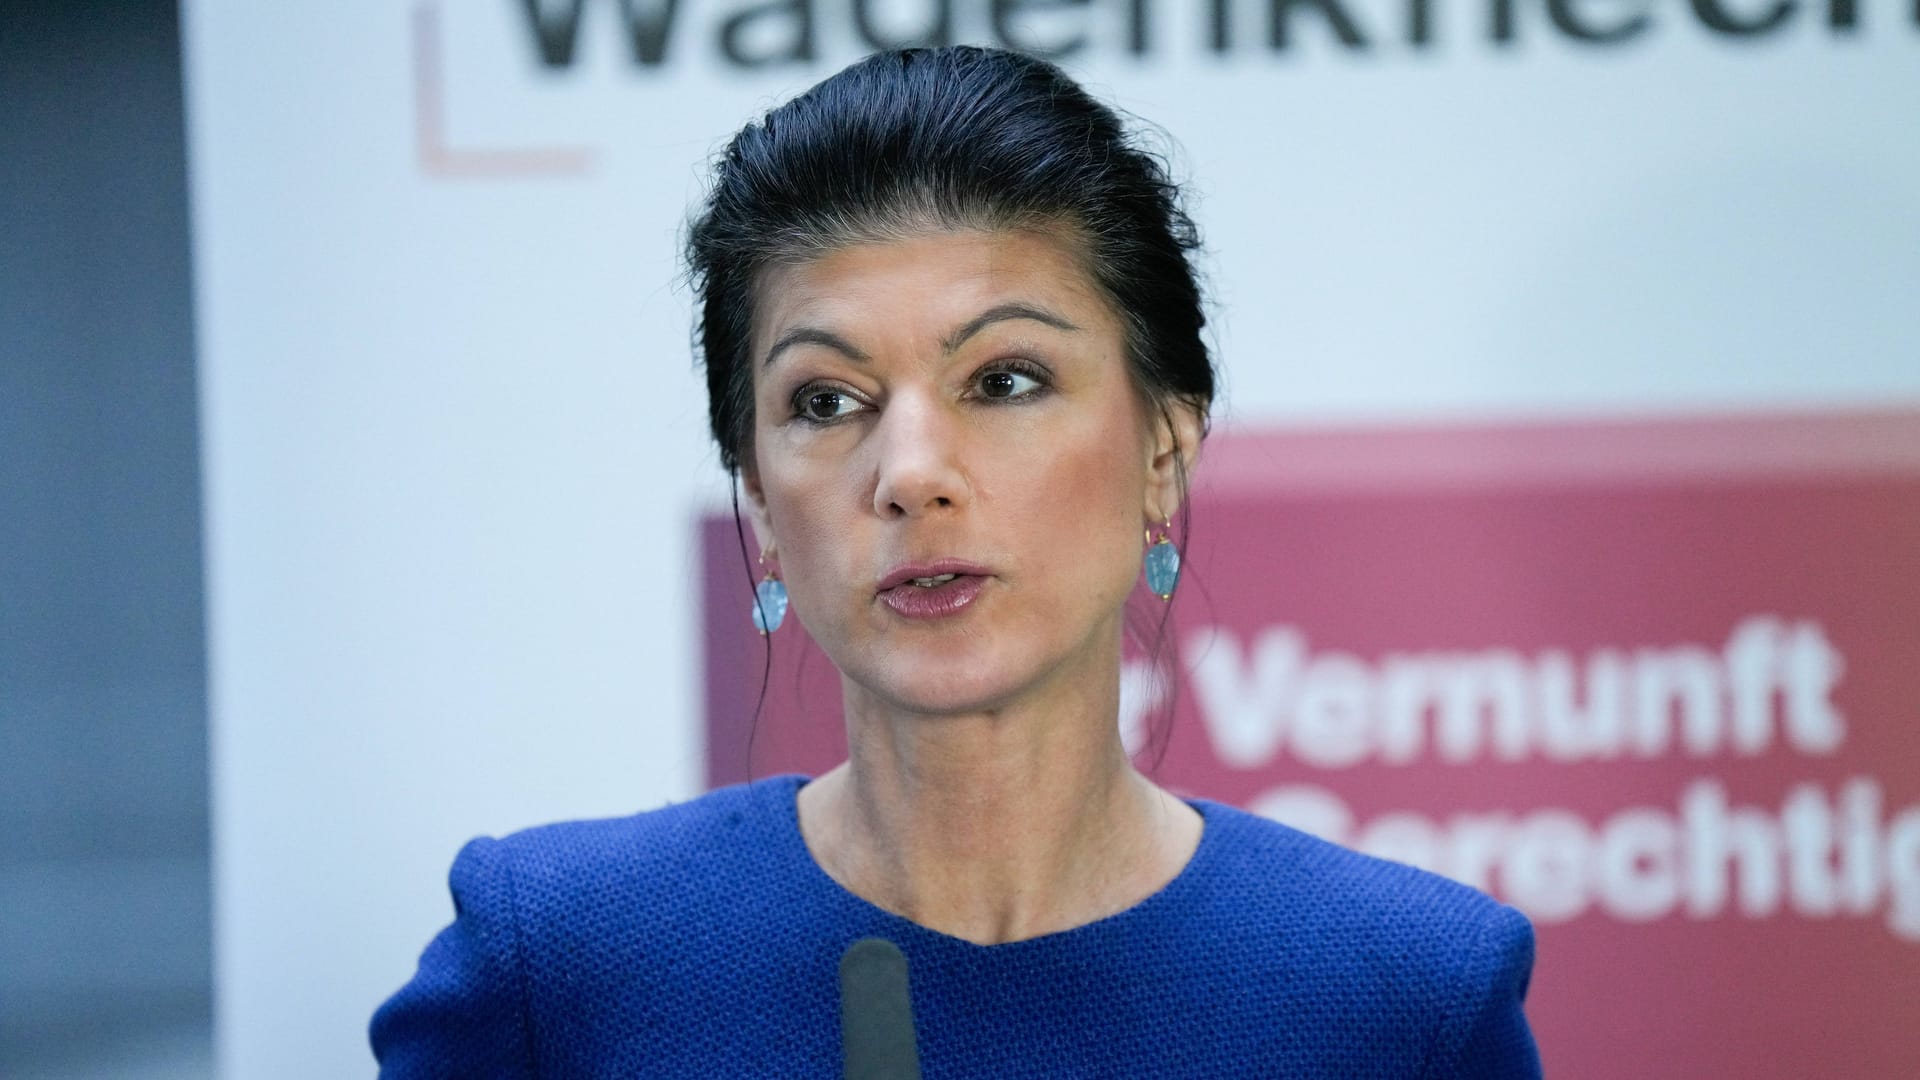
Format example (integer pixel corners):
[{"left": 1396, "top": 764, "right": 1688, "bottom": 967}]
[{"left": 852, "top": 645, "right": 1048, "bottom": 718}]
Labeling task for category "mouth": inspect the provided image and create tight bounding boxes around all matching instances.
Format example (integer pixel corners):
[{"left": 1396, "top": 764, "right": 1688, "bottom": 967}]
[
  {"left": 876, "top": 560, "right": 991, "bottom": 620},
  {"left": 876, "top": 560, "right": 992, "bottom": 593}
]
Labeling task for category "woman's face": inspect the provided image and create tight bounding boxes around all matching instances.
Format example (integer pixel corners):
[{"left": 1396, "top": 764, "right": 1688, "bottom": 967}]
[{"left": 744, "top": 227, "right": 1191, "bottom": 717}]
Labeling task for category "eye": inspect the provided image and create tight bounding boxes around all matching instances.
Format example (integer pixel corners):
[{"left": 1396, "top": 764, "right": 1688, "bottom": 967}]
[
  {"left": 798, "top": 387, "right": 865, "bottom": 422},
  {"left": 978, "top": 367, "right": 1043, "bottom": 400}
]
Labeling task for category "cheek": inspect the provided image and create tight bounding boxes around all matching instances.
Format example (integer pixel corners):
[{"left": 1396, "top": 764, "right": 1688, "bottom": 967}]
[
  {"left": 758, "top": 458, "right": 860, "bottom": 617},
  {"left": 997, "top": 420, "right": 1147, "bottom": 589}
]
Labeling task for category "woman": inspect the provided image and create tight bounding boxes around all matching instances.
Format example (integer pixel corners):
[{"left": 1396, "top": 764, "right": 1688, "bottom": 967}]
[{"left": 372, "top": 46, "right": 1541, "bottom": 1077}]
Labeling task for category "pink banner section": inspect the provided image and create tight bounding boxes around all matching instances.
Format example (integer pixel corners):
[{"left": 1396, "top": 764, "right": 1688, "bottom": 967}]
[{"left": 700, "top": 407, "right": 1920, "bottom": 1079}]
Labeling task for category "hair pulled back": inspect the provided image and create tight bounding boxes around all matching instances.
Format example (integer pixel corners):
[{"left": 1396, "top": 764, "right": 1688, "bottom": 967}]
[{"left": 685, "top": 45, "right": 1214, "bottom": 475}]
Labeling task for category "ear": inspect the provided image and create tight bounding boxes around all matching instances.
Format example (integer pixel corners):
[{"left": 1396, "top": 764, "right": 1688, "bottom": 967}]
[
  {"left": 1144, "top": 397, "right": 1206, "bottom": 525},
  {"left": 738, "top": 452, "right": 778, "bottom": 560}
]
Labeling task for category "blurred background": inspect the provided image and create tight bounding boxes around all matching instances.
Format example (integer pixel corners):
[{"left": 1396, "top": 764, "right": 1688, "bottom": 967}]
[
  {"left": 3, "top": 2, "right": 211, "bottom": 1076},
  {"left": 4, "top": 0, "right": 1916, "bottom": 1076}
]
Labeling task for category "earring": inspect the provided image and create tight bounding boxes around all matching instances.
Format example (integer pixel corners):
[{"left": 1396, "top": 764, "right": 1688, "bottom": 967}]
[
  {"left": 752, "top": 551, "right": 789, "bottom": 634},
  {"left": 1144, "top": 520, "right": 1180, "bottom": 601}
]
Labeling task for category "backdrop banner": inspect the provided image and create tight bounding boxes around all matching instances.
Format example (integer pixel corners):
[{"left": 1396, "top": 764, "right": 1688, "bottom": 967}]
[
  {"left": 187, "top": 1, "right": 1919, "bottom": 1072},
  {"left": 703, "top": 407, "right": 1920, "bottom": 1078}
]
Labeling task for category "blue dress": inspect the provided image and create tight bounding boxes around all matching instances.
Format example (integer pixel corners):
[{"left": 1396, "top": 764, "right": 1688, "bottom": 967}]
[{"left": 372, "top": 775, "right": 1541, "bottom": 1077}]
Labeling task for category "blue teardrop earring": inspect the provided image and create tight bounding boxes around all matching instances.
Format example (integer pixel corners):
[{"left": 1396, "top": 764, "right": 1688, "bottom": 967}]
[
  {"left": 1144, "top": 519, "right": 1181, "bottom": 601},
  {"left": 752, "top": 550, "right": 789, "bottom": 634}
]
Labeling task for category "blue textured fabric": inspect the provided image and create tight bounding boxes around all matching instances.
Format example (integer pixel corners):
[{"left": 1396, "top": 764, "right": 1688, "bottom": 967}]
[{"left": 372, "top": 775, "right": 1541, "bottom": 1077}]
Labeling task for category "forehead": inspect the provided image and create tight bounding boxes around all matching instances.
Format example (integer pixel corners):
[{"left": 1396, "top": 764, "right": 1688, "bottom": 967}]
[{"left": 751, "top": 228, "right": 1118, "bottom": 354}]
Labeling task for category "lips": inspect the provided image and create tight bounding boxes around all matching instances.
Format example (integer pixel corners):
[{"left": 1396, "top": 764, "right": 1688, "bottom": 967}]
[
  {"left": 876, "top": 559, "right": 991, "bottom": 621},
  {"left": 875, "top": 559, "right": 991, "bottom": 593}
]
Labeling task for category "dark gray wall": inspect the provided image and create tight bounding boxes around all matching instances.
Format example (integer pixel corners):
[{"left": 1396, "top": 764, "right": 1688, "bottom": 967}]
[{"left": 1, "top": 0, "right": 212, "bottom": 1069}]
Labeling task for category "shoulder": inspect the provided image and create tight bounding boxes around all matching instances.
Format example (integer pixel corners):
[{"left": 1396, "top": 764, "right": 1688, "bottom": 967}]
[
  {"left": 471, "top": 775, "right": 803, "bottom": 914},
  {"left": 371, "top": 777, "right": 810, "bottom": 1073},
  {"left": 1196, "top": 798, "right": 1519, "bottom": 935},
  {"left": 488, "top": 775, "right": 796, "bottom": 867},
  {"left": 1189, "top": 800, "right": 1541, "bottom": 1077}
]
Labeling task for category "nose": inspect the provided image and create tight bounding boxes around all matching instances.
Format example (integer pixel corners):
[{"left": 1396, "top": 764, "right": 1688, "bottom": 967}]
[{"left": 870, "top": 392, "right": 970, "bottom": 519}]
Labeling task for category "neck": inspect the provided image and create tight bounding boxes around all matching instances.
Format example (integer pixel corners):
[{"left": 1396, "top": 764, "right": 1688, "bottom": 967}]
[{"left": 797, "top": 653, "right": 1201, "bottom": 945}]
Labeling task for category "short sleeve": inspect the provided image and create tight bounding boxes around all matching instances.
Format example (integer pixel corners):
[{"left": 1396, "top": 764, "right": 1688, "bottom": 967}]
[
  {"left": 1424, "top": 903, "right": 1542, "bottom": 1080},
  {"left": 370, "top": 836, "right": 538, "bottom": 1077}
]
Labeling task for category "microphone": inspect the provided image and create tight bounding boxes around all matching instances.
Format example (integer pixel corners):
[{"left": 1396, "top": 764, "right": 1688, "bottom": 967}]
[{"left": 839, "top": 937, "right": 923, "bottom": 1080}]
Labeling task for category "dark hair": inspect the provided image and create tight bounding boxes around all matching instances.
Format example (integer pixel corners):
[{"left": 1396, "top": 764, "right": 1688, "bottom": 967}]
[
  {"left": 685, "top": 45, "right": 1214, "bottom": 474},
  {"left": 684, "top": 46, "right": 1216, "bottom": 767}
]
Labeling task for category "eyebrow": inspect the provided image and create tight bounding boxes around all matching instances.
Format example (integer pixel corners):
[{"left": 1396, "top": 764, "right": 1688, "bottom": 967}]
[
  {"left": 761, "top": 302, "right": 1081, "bottom": 369},
  {"left": 939, "top": 302, "right": 1081, "bottom": 354},
  {"left": 762, "top": 327, "right": 871, "bottom": 369}
]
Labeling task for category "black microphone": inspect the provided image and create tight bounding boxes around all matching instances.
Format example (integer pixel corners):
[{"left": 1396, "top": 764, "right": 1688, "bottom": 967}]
[{"left": 839, "top": 937, "right": 923, "bottom": 1080}]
